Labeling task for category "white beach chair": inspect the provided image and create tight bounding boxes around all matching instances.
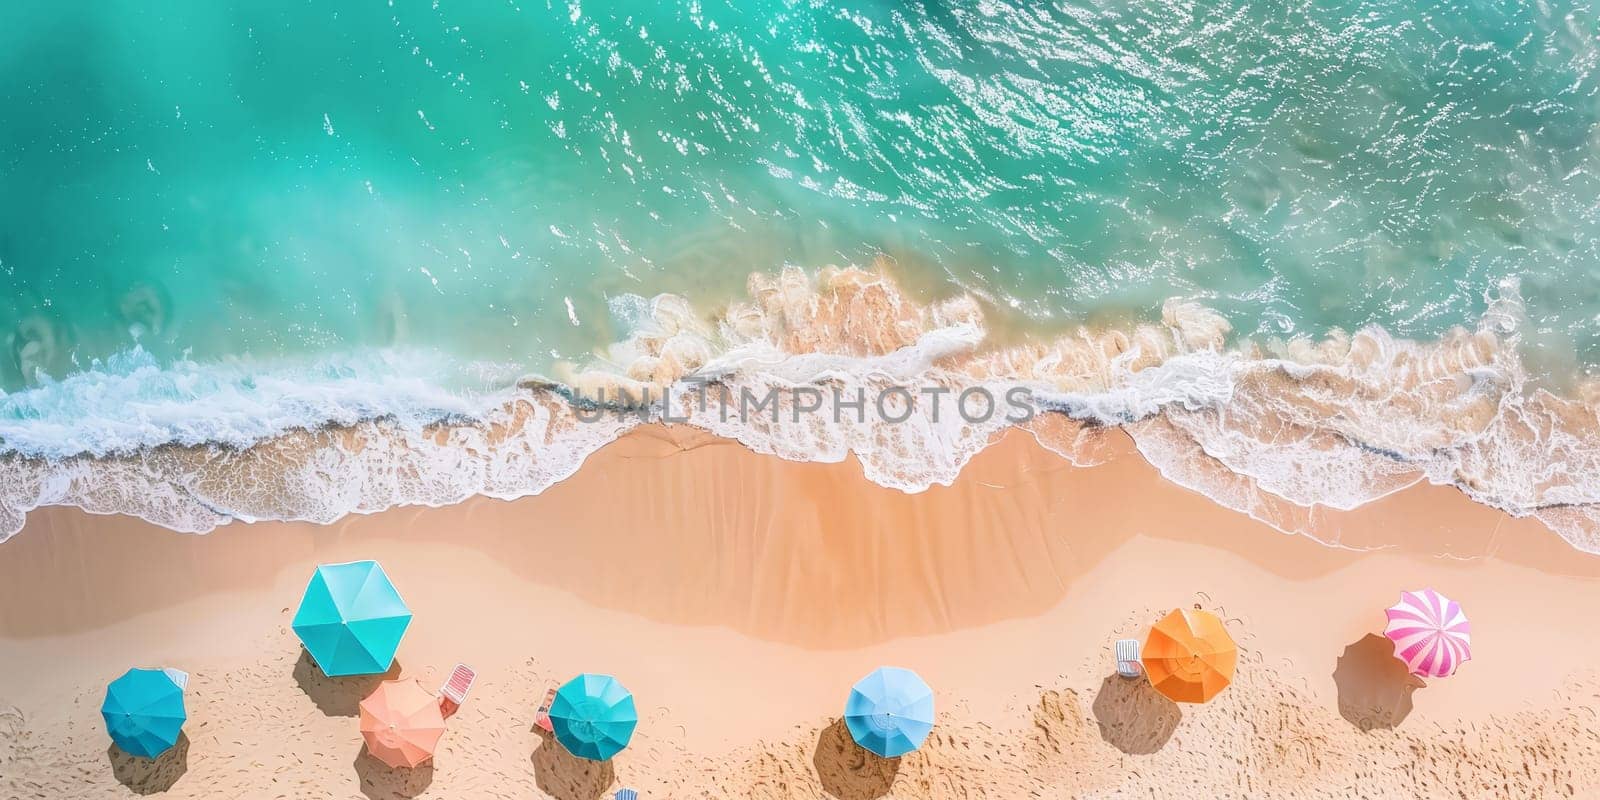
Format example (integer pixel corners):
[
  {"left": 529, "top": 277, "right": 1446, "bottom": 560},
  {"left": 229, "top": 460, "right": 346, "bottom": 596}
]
[
  {"left": 1115, "top": 639, "right": 1142, "bottom": 678},
  {"left": 535, "top": 684, "right": 557, "bottom": 733},
  {"left": 162, "top": 668, "right": 190, "bottom": 690},
  {"left": 440, "top": 664, "right": 476, "bottom": 707}
]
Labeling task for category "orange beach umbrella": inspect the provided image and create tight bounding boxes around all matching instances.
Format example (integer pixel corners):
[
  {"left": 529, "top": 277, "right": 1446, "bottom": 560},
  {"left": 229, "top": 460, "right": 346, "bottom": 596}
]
[
  {"left": 1142, "top": 607, "right": 1237, "bottom": 703},
  {"left": 359, "top": 679, "right": 447, "bottom": 768}
]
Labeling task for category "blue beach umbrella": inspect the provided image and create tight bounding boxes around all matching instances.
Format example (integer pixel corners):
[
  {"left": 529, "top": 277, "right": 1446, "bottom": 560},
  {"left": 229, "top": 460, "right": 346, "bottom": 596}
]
[
  {"left": 291, "top": 560, "right": 412, "bottom": 677},
  {"left": 549, "top": 673, "right": 638, "bottom": 761},
  {"left": 101, "top": 668, "right": 186, "bottom": 758},
  {"left": 844, "top": 666, "right": 935, "bottom": 758}
]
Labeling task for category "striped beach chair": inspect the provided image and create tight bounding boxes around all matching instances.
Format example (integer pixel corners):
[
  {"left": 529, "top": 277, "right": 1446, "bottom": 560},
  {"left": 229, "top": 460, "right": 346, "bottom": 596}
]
[
  {"left": 1115, "top": 639, "right": 1143, "bottom": 678},
  {"left": 441, "top": 664, "right": 475, "bottom": 706},
  {"left": 535, "top": 684, "right": 557, "bottom": 733},
  {"left": 614, "top": 790, "right": 638, "bottom": 800}
]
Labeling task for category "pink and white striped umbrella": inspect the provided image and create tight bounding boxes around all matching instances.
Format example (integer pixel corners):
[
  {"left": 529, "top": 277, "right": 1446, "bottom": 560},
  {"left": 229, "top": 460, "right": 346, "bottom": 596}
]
[{"left": 1383, "top": 589, "right": 1471, "bottom": 678}]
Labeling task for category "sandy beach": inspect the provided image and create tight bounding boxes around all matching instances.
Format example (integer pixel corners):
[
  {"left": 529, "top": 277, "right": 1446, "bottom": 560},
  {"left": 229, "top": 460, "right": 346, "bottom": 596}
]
[
  {"left": 8, "top": 0, "right": 1598, "bottom": 795},
  {"left": 3, "top": 424, "right": 1600, "bottom": 799}
]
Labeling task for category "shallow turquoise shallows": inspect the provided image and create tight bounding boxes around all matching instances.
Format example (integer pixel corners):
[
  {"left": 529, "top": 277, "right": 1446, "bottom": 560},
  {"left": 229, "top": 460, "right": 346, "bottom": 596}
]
[
  {"left": 2, "top": 0, "right": 1598, "bottom": 412},
  {"left": 549, "top": 673, "right": 638, "bottom": 762},
  {"left": 845, "top": 666, "right": 935, "bottom": 758},
  {"left": 101, "top": 668, "right": 186, "bottom": 759},
  {"left": 291, "top": 561, "right": 412, "bottom": 677}
]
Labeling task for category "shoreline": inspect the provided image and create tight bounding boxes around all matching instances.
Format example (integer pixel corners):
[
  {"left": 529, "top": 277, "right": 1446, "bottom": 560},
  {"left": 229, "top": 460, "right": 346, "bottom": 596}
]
[
  {"left": 4, "top": 425, "right": 1600, "bottom": 797},
  {"left": 6, "top": 268, "right": 1600, "bottom": 560}
]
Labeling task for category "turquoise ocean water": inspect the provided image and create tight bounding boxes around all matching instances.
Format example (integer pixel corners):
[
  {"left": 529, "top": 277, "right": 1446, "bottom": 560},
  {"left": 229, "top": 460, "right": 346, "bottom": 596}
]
[{"left": 1, "top": 0, "right": 1598, "bottom": 541}]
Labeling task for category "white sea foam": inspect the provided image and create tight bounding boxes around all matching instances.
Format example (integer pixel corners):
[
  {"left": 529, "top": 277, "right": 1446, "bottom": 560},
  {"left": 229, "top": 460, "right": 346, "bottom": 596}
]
[
  {"left": 4, "top": 267, "right": 1600, "bottom": 556},
  {"left": 0, "top": 347, "right": 512, "bottom": 457},
  {"left": 0, "top": 394, "right": 638, "bottom": 539}
]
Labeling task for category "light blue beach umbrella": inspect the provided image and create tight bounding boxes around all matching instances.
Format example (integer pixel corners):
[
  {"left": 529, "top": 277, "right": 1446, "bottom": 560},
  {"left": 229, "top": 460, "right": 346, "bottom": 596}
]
[
  {"left": 549, "top": 673, "right": 638, "bottom": 761},
  {"left": 844, "top": 666, "right": 935, "bottom": 758},
  {"left": 291, "top": 560, "right": 412, "bottom": 677},
  {"left": 101, "top": 668, "right": 186, "bottom": 758}
]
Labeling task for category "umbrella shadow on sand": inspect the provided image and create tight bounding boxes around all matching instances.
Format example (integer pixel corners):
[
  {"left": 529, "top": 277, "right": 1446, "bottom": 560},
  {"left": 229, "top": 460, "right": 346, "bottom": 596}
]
[
  {"left": 293, "top": 650, "right": 402, "bottom": 717},
  {"left": 812, "top": 718, "right": 900, "bottom": 800},
  {"left": 353, "top": 745, "right": 435, "bottom": 800},
  {"left": 107, "top": 733, "right": 190, "bottom": 795},
  {"left": 1334, "top": 633, "right": 1426, "bottom": 731},
  {"left": 531, "top": 728, "right": 615, "bottom": 800},
  {"left": 1091, "top": 673, "right": 1181, "bottom": 755}
]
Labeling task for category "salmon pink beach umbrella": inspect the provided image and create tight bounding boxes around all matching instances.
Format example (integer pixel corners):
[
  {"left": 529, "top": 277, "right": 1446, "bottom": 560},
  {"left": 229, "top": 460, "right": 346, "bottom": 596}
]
[
  {"left": 359, "top": 679, "right": 446, "bottom": 768},
  {"left": 1142, "top": 608, "right": 1237, "bottom": 703},
  {"left": 1384, "top": 589, "right": 1471, "bottom": 678}
]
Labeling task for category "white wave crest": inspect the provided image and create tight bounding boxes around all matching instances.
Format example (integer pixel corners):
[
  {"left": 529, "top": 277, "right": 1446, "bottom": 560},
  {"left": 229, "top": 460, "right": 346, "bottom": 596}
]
[{"left": 3, "top": 267, "right": 1600, "bottom": 556}]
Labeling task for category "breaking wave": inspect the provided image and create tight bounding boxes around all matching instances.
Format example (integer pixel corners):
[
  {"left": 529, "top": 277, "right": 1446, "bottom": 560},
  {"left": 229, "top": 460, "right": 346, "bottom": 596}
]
[{"left": 4, "top": 267, "right": 1600, "bottom": 554}]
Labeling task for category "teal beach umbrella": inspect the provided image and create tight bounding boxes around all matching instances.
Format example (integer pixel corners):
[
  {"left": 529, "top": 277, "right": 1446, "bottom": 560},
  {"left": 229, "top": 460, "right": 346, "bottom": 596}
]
[
  {"left": 291, "top": 560, "right": 412, "bottom": 677},
  {"left": 844, "top": 666, "right": 935, "bottom": 758},
  {"left": 549, "top": 673, "right": 638, "bottom": 761},
  {"left": 102, "top": 668, "right": 186, "bottom": 758}
]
